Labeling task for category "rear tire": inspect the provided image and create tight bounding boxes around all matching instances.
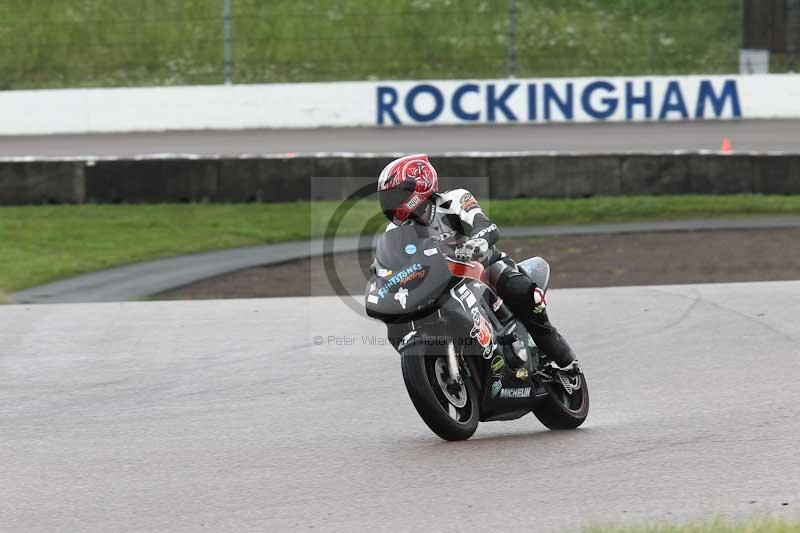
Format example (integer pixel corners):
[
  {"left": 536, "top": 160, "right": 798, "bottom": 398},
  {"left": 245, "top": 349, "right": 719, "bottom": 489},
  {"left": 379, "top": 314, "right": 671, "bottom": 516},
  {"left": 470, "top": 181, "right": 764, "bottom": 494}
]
[
  {"left": 532, "top": 372, "right": 589, "bottom": 429},
  {"left": 401, "top": 343, "right": 479, "bottom": 441}
]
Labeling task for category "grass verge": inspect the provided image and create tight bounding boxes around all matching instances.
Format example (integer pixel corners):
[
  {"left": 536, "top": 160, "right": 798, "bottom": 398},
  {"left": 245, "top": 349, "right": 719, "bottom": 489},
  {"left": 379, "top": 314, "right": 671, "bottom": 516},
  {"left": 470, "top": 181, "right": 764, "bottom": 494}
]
[
  {"left": 585, "top": 517, "right": 800, "bottom": 532},
  {"left": 2, "top": 195, "right": 800, "bottom": 294}
]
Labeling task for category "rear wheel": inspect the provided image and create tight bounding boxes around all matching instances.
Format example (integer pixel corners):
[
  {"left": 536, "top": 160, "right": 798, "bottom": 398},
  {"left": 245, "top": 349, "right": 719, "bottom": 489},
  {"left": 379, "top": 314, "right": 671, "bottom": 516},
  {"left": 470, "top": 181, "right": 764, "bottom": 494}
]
[
  {"left": 401, "top": 343, "right": 479, "bottom": 441},
  {"left": 532, "top": 370, "right": 589, "bottom": 429}
]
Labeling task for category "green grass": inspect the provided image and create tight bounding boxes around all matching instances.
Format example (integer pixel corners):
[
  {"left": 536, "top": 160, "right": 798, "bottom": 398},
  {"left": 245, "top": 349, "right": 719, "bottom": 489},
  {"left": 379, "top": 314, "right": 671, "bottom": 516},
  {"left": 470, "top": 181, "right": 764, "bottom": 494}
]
[
  {"left": 2, "top": 195, "right": 800, "bottom": 294},
  {"left": 0, "top": 0, "right": 742, "bottom": 90},
  {"left": 481, "top": 195, "right": 800, "bottom": 226},
  {"left": 585, "top": 517, "right": 800, "bottom": 532}
]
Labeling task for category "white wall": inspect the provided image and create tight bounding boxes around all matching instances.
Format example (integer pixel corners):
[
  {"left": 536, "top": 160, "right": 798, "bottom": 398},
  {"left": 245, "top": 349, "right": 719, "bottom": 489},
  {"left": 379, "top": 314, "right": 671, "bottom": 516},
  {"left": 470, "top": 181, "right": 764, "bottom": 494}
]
[{"left": 2, "top": 74, "right": 800, "bottom": 135}]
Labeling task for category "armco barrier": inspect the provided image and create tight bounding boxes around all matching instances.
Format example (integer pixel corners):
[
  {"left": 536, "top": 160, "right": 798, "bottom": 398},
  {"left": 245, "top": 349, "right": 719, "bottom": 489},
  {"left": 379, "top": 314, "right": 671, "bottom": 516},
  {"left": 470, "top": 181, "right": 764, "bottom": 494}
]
[{"left": 1, "top": 153, "right": 799, "bottom": 205}]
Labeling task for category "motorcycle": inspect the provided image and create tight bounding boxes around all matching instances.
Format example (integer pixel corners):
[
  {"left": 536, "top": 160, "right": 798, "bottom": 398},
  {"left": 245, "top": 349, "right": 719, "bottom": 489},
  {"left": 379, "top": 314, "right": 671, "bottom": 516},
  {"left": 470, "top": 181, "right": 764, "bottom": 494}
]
[{"left": 365, "top": 222, "right": 589, "bottom": 441}]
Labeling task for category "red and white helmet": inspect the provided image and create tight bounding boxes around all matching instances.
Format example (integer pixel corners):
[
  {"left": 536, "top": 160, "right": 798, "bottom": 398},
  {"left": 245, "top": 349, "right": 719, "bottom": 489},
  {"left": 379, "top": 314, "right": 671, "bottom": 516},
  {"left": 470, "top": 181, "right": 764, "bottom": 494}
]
[{"left": 377, "top": 154, "right": 439, "bottom": 224}]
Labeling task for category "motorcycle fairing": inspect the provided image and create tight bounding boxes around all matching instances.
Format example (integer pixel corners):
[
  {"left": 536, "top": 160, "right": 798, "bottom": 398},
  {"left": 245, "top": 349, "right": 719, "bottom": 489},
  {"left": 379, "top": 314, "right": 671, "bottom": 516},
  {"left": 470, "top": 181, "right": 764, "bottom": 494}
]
[{"left": 365, "top": 224, "right": 452, "bottom": 322}]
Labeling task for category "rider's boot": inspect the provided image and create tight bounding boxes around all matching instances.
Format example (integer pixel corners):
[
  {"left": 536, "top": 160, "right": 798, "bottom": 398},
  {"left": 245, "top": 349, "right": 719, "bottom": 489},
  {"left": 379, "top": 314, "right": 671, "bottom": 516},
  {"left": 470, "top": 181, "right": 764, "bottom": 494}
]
[
  {"left": 523, "top": 313, "right": 576, "bottom": 369},
  {"left": 489, "top": 264, "right": 576, "bottom": 369}
]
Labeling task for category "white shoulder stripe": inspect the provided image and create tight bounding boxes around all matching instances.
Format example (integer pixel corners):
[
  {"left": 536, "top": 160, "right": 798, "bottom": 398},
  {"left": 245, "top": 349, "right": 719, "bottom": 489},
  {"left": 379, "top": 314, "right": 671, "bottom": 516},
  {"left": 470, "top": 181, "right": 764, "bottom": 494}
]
[{"left": 461, "top": 207, "right": 483, "bottom": 226}]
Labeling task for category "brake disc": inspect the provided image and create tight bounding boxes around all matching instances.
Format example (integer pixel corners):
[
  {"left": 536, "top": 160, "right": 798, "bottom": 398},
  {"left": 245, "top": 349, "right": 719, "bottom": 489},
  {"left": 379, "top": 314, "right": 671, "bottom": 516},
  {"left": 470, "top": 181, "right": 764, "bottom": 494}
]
[{"left": 434, "top": 357, "right": 467, "bottom": 408}]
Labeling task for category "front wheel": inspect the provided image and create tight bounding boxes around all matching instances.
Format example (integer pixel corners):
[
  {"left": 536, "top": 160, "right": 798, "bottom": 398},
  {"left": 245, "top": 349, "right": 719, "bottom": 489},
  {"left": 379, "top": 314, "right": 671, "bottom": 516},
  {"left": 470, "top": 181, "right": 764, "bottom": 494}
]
[
  {"left": 532, "top": 370, "right": 589, "bottom": 429},
  {"left": 400, "top": 343, "right": 479, "bottom": 441}
]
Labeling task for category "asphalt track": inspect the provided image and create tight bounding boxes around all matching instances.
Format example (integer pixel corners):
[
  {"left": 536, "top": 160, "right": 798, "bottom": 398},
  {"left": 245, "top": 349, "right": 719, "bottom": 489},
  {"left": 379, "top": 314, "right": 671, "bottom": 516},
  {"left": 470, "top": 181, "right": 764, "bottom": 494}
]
[
  {"left": 2, "top": 281, "right": 799, "bottom": 531},
  {"left": 1, "top": 119, "right": 799, "bottom": 157}
]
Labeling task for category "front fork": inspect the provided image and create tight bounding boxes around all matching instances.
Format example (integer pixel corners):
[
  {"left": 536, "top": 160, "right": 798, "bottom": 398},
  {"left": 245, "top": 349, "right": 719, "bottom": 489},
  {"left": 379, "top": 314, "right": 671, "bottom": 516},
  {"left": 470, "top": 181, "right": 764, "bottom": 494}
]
[{"left": 446, "top": 340, "right": 463, "bottom": 385}]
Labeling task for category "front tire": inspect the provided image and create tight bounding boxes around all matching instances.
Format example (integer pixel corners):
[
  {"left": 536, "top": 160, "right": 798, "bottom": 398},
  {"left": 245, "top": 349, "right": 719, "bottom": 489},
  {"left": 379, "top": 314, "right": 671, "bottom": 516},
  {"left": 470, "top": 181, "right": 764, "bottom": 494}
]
[
  {"left": 532, "top": 371, "right": 589, "bottom": 429},
  {"left": 401, "top": 343, "right": 479, "bottom": 441}
]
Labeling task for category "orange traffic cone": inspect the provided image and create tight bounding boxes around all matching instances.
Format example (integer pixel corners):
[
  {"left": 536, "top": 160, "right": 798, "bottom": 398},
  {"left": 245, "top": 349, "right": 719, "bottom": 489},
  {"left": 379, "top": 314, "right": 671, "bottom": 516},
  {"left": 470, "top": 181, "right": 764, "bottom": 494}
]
[{"left": 721, "top": 137, "right": 732, "bottom": 154}]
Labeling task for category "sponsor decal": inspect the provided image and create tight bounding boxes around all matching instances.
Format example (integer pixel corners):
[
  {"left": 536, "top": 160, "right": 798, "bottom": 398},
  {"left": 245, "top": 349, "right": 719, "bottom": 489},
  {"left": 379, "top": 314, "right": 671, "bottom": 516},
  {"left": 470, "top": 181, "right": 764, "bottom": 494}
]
[
  {"left": 435, "top": 231, "right": 455, "bottom": 242},
  {"left": 405, "top": 244, "right": 417, "bottom": 255},
  {"left": 499, "top": 387, "right": 531, "bottom": 399},
  {"left": 377, "top": 268, "right": 393, "bottom": 278},
  {"left": 400, "top": 269, "right": 426, "bottom": 286},
  {"left": 490, "top": 355, "right": 505, "bottom": 375},
  {"left": 491, "top": 379, "right": 502, "bottom": 398},
  {"left": 456, "top": 283, "right": 477, "bottom": 308},
  {"left": 470, "top": 307, "right": 494, "bottom": 358},
  {"left": 376, "top": 79, "right": 742, "bottom": 125},
  {"left": 395, "top": 287, "right": 409, "bottom": 309},
  {"left": 461, "top": 197, "right": 479, "bottom": 212},
  {"left": 515, "top": 368, "right": 529, "bottom": 380},
  {"left": 459, "top": 192, "right": 479, "bottom": 212},
  {"left": 423, "top": 248, "right": 439, "bottom": 256},
  {"left": 473, "top": 223, "right": 497, "bottom": 239},
  {"left": 378, "top": 263, "right": 423, "bottom": 298},
  {"left": 367, "top": 294, "right": 379, "bottom": 304},
  {"left": 369, "top": 281, "right": 377, "bottom": 292}
]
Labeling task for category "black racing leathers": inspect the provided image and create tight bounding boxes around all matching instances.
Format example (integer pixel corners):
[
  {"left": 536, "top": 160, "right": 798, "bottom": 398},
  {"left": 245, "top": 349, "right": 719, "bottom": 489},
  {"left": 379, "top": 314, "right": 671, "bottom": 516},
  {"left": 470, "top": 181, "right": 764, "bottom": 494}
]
[{"left": 488, "top": 257, "right": 576, "bottom": 367}]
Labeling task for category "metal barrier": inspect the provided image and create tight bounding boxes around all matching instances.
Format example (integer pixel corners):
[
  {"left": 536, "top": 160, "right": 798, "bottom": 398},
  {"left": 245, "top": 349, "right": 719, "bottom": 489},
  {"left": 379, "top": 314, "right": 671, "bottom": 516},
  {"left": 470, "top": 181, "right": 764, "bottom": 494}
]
[{"left": 0, "top": 0, "right": 744, "bottom": 90}]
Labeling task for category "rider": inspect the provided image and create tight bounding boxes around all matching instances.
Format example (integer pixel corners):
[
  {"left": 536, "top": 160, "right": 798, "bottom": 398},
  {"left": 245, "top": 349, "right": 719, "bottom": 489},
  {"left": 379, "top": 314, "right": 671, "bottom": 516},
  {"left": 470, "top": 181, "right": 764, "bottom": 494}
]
[{"left": 375, "top": 154, "right": 576, "bottom": 369}]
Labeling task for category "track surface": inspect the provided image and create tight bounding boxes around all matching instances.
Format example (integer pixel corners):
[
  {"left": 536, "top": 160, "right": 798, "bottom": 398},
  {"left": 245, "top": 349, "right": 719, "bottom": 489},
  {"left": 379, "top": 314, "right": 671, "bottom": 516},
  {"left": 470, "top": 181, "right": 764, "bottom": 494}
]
[
  {"left": 1, "top": 119, "right": 799, "bottom": 157},
  {"left": 2, "top": 281, "right": 799, "bottom": 531}
]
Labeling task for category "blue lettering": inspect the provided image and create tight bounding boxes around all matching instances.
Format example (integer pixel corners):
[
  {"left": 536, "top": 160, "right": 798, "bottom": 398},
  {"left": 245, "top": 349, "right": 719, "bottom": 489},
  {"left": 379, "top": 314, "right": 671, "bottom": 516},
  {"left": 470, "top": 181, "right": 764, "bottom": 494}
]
[
  {"left": 659, "top": 81, "right": 689, "bottom": 119},
  {"left": 452, "top": 84, "right": 480, "bottom": 121},
  {"left": 405, "top": 84, "right": 445, "bottom": 123},
  {"left": 377, "top": 86, "right": 400, "bottom": 125},
  {"left": 625, "top": 81, "right": 652, "bottom": 120},
  {"left": 377, "top": 263, "right": 422, "bottom": 298},
  {"left": 544, "top": 83, "right": 574, "bottom": 120},
  {"left": 695, "top": 80, "right": 741, "bottom": 118},
  {"left": 487, "top": 84, "right": 519, "bottom": 122},
  {"left": 581, "top": 81, "right": 618, "bottom": 120},
  {"left": 527, "top": 83, "right": 537, "bottom": 121}
]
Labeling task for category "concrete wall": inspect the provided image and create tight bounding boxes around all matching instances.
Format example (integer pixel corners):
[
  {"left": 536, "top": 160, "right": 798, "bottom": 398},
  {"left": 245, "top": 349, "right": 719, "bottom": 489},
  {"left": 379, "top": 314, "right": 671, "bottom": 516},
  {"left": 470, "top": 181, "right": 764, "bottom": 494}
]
[
  {"left": 3, "top": 74, "right": 800, "bottom": 135},
  {"left": 0, "top": 161, "right": 85, "bottom": 204},
  {"left": 1, "top": 153, "right": 799, "bottom": 205}
]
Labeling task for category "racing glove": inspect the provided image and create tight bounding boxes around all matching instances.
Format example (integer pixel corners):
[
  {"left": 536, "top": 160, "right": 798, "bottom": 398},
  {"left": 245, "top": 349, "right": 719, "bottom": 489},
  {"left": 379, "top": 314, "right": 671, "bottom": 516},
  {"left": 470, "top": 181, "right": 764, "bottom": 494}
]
[{"left": 454, "top": 238, "right": 489, "bottom": 262}]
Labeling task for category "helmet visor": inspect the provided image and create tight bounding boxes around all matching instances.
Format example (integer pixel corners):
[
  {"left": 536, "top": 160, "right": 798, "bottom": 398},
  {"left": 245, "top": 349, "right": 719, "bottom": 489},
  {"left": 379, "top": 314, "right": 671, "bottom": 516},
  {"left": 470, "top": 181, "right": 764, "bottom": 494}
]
[{"left": 378, "top": 184, "right": 414, "bottom": 222}]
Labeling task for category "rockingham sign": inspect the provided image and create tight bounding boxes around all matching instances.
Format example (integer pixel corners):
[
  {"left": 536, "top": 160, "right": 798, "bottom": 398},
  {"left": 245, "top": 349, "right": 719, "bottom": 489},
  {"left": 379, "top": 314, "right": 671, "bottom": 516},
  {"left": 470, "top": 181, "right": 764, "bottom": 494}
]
[
  {"left": 376, "top": 77, "right": 743, "bottom": 125},
  {"left": 2, "top": 74, "right": 799, "bottom": 134}
]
